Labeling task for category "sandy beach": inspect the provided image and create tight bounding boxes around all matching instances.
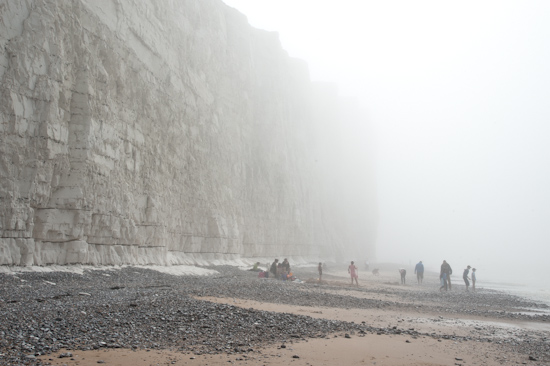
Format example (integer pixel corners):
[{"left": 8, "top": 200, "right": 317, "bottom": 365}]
[{"left": 1, "top": 264, "right": 548, "bottom": 365}]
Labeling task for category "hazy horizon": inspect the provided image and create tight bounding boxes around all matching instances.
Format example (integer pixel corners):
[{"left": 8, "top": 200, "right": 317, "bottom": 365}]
[{"left": 222, "top": 0, "right": 550, "bottom": 288}]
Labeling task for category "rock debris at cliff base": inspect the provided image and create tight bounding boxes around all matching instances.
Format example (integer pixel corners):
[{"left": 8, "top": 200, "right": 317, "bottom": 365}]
[{"left": 0, "top": 266, "right": 549, "bottom": 365}]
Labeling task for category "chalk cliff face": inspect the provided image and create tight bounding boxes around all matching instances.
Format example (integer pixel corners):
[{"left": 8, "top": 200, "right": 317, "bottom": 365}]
[{"left": 0, "top": 0, "right": 375, "bottom": 266}]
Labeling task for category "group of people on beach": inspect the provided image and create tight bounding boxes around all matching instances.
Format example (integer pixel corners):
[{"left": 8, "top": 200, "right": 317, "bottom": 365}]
[
  {"left": 343, "top": 259, "right": 478, "bottom": 292},
  {"left": 438, "top": 260, "right": 477, "bottom": 292},
  {"left": 258, "top": 258, "right": 477, "bottom": 291},
  {"left": 252, "top": 259, "right": 294, "bottom": 281},
  {"left": 396, "top": 260, "right": 477, "bottom": 292},
  {"left": 267, "top": 258, "right": 294, "bottom": 281}
]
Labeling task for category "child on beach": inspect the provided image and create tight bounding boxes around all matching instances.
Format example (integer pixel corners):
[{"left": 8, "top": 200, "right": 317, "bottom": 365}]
[
  {"left": 399, "top": 268, "right": 406, "bottom": 285},
  {"left": 348, "top": 261, "right": 359, "bottom": 286},
  {"left": 472, "top": 268, "right": 476, "bottom": 291}
]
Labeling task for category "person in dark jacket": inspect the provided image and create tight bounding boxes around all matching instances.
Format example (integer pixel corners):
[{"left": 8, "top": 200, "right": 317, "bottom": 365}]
[
  {"left": 414, "top": 261, "right": 424, "bottom": 284},
  {"left": 282, "top": 258, "right": 290, "bottom": 273},
  {"left": 270, "top": 259, "right": 279, "bottom": 277},
  {"left": 440, "top": 260, "right": 453, "bottom": 290}
]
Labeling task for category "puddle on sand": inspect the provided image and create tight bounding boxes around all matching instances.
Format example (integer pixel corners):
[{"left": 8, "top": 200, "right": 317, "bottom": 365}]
[
  {"left": 511, "top": 307, "right": 550, "bottom": 316},
  {"left": 460, "top": 318, "right": 550, "bottom": 332}
]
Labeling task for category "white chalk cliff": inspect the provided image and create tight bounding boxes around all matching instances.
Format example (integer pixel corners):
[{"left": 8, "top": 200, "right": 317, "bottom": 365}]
[{"left": 0, "top": 0, "right": 376, "bottom": 266}]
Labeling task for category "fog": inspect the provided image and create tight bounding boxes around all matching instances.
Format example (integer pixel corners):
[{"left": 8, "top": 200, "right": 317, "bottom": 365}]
[{"left": 222, "top": 0, "right": 550, "bottom": 287}]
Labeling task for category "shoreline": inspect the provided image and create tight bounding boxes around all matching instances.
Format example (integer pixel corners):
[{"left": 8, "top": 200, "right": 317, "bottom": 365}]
[{"left": 1, "top": 264, "right": 548, "bottom": 365}]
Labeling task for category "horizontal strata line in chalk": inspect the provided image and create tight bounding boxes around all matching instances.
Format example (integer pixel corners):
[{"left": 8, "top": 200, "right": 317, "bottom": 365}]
[
  {"left": 174, "top": 233, "right": 239, "bottom": 239},
  {"left": 86, "top": 243, "right": 158, "bottom": 247},
  {"left": 170, "top": 251, "right": 240, "bottom": 255},
  {"left": 32, "top": 208, "right": 94, "bottom": 212}
]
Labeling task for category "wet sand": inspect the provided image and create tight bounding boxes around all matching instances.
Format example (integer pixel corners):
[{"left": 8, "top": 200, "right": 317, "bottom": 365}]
[
  {"left": 1, "top": 265, "right": 548, "bottom": 365},
  {"left": 38, "top": 293, "right": 546, "bottom": 366},
  {"left": 37, "top": 334, "right": 486, "bottom": 366}
]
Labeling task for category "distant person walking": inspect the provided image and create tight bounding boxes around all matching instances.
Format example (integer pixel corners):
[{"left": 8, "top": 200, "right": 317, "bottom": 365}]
[
  {"left": 348, "top": 261, "right": 359, "bottom": 286},
  {"left": 463, "top": 265, "right": 471, "bottom": 291},
  {"left": 399, "top": 268, "right": 406, "bottom": 284},
  {"left": 318, "top": 262, "right": 323, "bottom": 282},
  {"left": 472, "top": 268, "right": 477, "bottom": 291},
  {"left": 414, "top": 261, "right": 424, "bottom": 284},
  {"left": 440, "top": 260, "right": 453, "bottom": 290}
]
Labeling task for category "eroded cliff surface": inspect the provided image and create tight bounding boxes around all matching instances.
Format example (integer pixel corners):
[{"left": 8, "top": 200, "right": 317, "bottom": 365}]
[{"left": 0, "top": 0, "right": 375, "bottom": 266}]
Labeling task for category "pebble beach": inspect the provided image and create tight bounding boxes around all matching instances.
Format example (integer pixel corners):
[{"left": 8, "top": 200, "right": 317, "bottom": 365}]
[{"left": 1, "top": 264, "right": 549, "bottom": 365}]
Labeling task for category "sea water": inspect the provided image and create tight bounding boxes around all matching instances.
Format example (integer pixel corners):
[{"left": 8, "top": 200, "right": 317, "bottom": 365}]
[{"left": 475, "top": 268, "right": 550, "bottom": 308}]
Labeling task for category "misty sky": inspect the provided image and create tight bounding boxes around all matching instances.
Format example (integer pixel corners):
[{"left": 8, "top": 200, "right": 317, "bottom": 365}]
[{"left": 222, "top": 0, "right": 550, "bottom": 284}]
